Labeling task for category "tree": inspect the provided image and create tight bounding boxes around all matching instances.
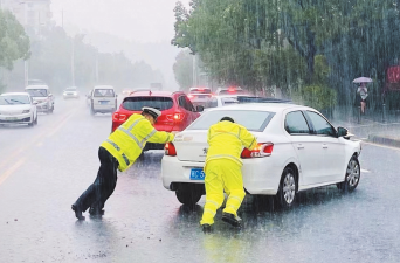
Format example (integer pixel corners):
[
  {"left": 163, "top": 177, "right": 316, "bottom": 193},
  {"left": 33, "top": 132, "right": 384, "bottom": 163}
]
[{"left": 173, "top": 49, "right": 194, "bottom": 90}]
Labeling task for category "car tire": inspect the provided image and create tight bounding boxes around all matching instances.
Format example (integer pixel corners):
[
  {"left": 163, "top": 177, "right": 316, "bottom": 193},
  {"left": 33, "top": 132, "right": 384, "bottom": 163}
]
[
  {"left": 337, "top": 156, "right": 360, "bottom": 192},
  {"left": 176, "top": 187, "right": 202, "bottom": 206},
  {"left": 276, "top": 166, "right": 297, "bottom": 209},
  {"left": 34, "top": 115, "right": 37, "bottom": 125}
]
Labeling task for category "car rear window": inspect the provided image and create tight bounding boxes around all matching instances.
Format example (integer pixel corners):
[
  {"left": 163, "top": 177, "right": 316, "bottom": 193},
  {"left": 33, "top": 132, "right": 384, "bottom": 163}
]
[
  {"left": 94, "top": 89, "right": 115, "bottom": 97},
  {"left": 123, "top": 97, "right": 173, "bottom": 111},
  {"left": 187, "top": 110, "right": 275, "bottom": 132}
]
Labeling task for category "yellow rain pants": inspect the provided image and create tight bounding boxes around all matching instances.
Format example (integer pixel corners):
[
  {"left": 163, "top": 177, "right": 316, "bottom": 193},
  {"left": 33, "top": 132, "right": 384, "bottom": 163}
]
[{"left": 200, "top": 159, "right": 245, "bottom": 225}]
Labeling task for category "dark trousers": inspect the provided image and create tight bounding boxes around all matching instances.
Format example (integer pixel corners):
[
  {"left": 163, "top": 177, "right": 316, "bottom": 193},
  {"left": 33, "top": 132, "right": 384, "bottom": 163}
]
[{"left": 74, "top": 147, "right": 118, "bottom": 211}]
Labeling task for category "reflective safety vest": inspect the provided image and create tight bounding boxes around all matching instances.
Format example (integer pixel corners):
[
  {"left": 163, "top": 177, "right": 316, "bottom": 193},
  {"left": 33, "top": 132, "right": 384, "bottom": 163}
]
[
  {"left": 101, "top": 114, "right": 174, "bottom": 172},
  {"left": 206, "top": 121, "right": 257, "bottom": 166}
]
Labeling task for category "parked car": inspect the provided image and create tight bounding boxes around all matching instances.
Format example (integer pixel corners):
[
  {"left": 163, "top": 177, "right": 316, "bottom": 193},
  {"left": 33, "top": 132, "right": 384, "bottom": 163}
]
[
  {"left": 89, "top": 85, "right": 118, "bottom": 115},
  {"left": 162, "top": 103, "right": 361, "bottom": 207},
  {"left": 63, "top": 86, "right": 80, "bottom": 99},
  {"left": 0, "top": 92, "right": 37, "bottom": 126},
  {"left": 25, "top": 84, "right": 54, "bottom": 113},
  {"left": 112, "top": 90, "right": 202, "bottom": 154}
]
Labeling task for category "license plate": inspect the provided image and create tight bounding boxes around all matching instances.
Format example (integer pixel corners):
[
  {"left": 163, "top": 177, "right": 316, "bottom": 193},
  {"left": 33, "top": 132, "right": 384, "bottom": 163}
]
[
  {"left": 190, "top": 168, "right": 205, "bottom": 180},
  {"left": 100, "top": 101, "right": 109, "bottom": 104},
  {"left": 6, "top": 117, "right": 17, "bottom": 120}
]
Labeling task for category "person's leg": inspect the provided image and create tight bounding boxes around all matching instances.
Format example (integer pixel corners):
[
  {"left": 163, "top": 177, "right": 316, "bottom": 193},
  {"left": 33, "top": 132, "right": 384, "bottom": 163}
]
[
  {"left": 200, "top": 160, "right": 224, "bottom": 226},
  {"left": 221, "top": 160, "right": 245, "bottom": 225},
  {"left": 90, "top": 149, "right": 118, "bottom": 214}
]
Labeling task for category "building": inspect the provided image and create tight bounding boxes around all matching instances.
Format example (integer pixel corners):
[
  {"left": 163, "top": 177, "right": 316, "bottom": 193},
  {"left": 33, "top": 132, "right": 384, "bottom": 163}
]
[{"left": 0, "top": 0, "right": 52, "bottom": 37}]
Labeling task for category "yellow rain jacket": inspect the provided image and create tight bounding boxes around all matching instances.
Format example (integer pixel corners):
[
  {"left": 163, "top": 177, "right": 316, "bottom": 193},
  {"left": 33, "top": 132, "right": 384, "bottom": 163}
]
[
  {"left": 206, "top": 121, "right": 257, "bottom": 166},
  {"left": 101, "top": 114, "right": 174, "bottom": 172}
]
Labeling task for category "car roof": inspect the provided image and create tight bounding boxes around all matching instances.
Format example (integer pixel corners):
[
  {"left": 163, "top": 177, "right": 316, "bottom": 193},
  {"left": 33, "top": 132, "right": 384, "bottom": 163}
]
[
  {"left": 1, "top": 92, "right": 30, "bottom": 96},
  {"left": 208, "top": 103, "right": 308, "bottom": 112},
  {"left": 127, "top": 90, "right": 185, "bottom": 97},
  {"left": 26, "top": 85, "right": 49, "bottom": 89}
]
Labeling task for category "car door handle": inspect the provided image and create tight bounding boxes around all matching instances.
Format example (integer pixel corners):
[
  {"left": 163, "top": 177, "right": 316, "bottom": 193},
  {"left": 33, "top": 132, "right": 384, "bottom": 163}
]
[
  {"left": 323, "top": 144, "right": 328, "bottom": 149},
  {"left": 297, "top": 144, "right": 304, "bottom": 150}
]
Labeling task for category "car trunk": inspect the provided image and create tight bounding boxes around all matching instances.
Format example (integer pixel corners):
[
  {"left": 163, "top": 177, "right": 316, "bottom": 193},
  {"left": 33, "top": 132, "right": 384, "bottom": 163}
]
[{"left": 174, "top": 131, "right": 208, "bottom": 162}]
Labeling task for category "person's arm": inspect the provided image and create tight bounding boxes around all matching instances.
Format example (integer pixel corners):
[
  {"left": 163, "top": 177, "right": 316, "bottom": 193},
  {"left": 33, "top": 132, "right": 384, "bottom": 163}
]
[
  {"left": 239, "top": 126, "right": 257, "bottom": 151},
  {"left": 140, "top": 121, "right": 174, "bottom": 144}
]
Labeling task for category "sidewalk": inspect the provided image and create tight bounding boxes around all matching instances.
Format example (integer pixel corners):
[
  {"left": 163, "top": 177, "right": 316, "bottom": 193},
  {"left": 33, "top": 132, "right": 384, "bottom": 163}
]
[{"left": 332, "top": 118, "right": 400, "bottom": 148}]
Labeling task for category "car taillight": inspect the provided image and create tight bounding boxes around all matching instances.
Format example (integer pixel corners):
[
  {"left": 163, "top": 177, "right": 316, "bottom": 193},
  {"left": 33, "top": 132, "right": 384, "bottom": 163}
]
[
  {"left": 112, "top": 112, "right": 127, "bottom": 122},
  {"left": 167, "top": 111, "right": 185, "bottom": 123},
  {"left": 165, "top": 143, "right": 177, "bottom": 156},
  {"left": 188, "top": 95, "right": 194, "bottom": 99},
  {"left": 241, "top": 143, "right": 274, "bottom": 159}
]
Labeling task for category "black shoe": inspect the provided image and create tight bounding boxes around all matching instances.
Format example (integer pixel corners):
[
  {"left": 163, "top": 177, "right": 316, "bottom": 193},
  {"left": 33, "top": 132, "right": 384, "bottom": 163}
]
[
  {"left": 71, "top": 205, "right": 85, "bottom": 220},
  {"left": 201, "top": 223, "right": 213, "bottom": 232},
  {"left": 222, "top": 213, "right": 242, "bottom": 228},
  {"left": 89, "top": 206, "right": 105, "bottom": 216}
]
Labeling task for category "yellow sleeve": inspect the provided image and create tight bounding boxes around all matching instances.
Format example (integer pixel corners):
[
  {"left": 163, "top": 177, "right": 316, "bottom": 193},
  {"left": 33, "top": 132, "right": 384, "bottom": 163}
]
[
  {"left": 148, "top": 130, "right": 174, "bottom": 144},
  {"left": 239, "top": 126, "right": 257, "bottom": 151}
]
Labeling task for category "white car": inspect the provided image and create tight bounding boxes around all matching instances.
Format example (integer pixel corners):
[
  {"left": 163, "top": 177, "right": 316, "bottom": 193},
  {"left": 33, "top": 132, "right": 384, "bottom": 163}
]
[
  {"left": 26, "top": 84, "right": 54, "bottom": 113},
  {"left": 89, "top": 85, "right": 118, "bottom": 115},
  {"left": 205, "top": 95, "right": 249, "bottom": 108},
  {"left": 0, "top": 92, "right": 37, "bottom": 126},
  {"left": 162, "top": 103, "right": 361, "bottom": 207},
  {"left": 63, "top": 86, "right": 80, "bottom": 99},
  {"left": 188, "top": 87, "right": 213, "bottom": 106}
]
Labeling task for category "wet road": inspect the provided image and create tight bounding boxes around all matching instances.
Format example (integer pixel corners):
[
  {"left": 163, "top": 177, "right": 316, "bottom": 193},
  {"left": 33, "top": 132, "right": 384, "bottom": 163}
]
[{"left": 1, "top": 98, "right": 400, "bottom": 263}]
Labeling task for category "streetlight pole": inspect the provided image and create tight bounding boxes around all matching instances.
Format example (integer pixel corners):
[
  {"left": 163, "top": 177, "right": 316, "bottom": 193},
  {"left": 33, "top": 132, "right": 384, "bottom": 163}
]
[
  {"left": 71, "top": 36, "right": 75, "bottom": 86},
  {"left": 20, "top": 1, "right": 29, "bottom": 87}
]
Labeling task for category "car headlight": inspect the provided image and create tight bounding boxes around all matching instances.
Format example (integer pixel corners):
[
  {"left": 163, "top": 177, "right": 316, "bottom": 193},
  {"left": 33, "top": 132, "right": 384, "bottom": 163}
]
[{"left": 22, "top": 110, "right": 30, "bottom": 113}]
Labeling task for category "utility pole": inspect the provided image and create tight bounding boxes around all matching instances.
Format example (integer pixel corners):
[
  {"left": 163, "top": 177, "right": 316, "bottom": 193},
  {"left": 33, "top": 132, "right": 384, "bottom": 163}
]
[{"left": 71, "top": 36, "right": 75, "bottom": 86}]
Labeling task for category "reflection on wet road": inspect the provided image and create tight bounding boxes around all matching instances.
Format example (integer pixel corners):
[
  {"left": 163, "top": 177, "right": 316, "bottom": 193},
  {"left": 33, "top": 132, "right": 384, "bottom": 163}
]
[{"left": 0, "top": 98, "right": 399, "bottom": 262}]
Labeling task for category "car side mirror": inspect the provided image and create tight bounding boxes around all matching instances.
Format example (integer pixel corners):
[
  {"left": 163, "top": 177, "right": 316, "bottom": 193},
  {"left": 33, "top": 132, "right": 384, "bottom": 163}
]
[
  {"left": 337, "top": 126, "right": 348, "bottom": 137},
  {"left": 195, "top": 105, "right": 205, "bottom": 112}
]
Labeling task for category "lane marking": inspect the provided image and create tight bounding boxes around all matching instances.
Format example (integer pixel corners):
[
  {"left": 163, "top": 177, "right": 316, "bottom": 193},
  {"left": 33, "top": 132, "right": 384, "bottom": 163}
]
[
  {"left": 0, "top": 109, "right": 78, "bottom": 170},
  {"left": 0, "top": 158, "right": 26, "bottom": 186},
  {"left": 46, "top": 110, "right": 77, "bottom": 138},
  {"left": 360, "top": 169, "right": 370, "bottom": 173}
]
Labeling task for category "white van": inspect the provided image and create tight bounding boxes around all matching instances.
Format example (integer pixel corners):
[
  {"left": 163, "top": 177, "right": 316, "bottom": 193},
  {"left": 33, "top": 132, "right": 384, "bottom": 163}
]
[
  {"left": 89, "top": 85, "right": 118, "bottom": 115},
  {"left": 26, "top": 84, "right": 55, "bottom": 113}
]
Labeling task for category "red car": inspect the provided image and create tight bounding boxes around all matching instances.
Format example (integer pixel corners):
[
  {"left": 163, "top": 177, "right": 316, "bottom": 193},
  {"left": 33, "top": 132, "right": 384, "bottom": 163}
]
[{"left": 111, "top": 90, "right": 202, "bottom": 152}]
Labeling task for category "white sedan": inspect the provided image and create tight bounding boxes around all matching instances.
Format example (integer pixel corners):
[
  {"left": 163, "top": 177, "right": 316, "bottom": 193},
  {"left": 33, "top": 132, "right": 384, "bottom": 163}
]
[
  {"left": 0, "top": 92, "right": 37, "bottom": 126},
  {"left": 162, "top": 103, "right": 361, "bottom": 208}
]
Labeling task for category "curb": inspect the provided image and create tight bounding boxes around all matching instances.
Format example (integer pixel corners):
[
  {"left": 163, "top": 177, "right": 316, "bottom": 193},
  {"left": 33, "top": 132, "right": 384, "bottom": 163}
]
[{"left": 367, "top": 134, "right": 400, "bottom": 148}]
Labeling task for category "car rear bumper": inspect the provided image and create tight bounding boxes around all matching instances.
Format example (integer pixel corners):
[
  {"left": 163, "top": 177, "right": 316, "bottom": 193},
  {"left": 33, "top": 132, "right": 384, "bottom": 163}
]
[
  {"left": 161, "top": 156, "right": 282, "bottom": 195},
  {"left": 93, "top": 104, "right": 116, "bottom": 112}
]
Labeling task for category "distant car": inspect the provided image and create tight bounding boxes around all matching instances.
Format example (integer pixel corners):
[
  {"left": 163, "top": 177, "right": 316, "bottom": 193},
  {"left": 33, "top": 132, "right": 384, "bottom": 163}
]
[
  {"left": 26, "top": 84, "right": 54, "bottom": 113},
  {"left": 89, "top": 85, "right": 118, "bottom": 116},
  {"left": 63, "top": 86, "right": 80, "bottom": 99},
  {"left": 215, "top": 87, "right": 247, "bottom": 96},
  {"left": 187, "top": 87, "right": 213, "bottom": 106},
  {"left": 122, "top": 89, "right": 131, "bottom": 97},
  {"left": 0, "top": 92, "right": 37, "bottom": 126},
  {"left": 112, "top": 90, "right": 202, "bottom": 154},
  {"left": 162, "top": 103, "right": 361, "bottom": 207}
]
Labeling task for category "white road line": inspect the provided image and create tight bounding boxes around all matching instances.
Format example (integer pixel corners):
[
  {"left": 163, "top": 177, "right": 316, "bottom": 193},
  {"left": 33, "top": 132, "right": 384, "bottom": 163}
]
[
  {"left": 0, "top": 158, "right": 26, "bottom": 186},
  {"left": 360, "top": 169, "right": 370, "bottom": 173},
  {"left": 46, "top": 110, "right": 77, "bottom": 138}
]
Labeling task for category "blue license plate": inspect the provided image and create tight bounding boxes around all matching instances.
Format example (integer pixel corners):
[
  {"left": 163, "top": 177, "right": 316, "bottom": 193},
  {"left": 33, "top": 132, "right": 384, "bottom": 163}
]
[
  {"left": 190, "top": 168, "right": 205, "bottom": 180},
  {"left": 100, "top": 101, "right": 109, "bottom": 104}
]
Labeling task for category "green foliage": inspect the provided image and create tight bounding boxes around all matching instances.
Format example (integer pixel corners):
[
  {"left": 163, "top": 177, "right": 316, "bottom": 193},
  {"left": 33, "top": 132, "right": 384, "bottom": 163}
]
[
  {"left": 173, "top": 50, "right": 194, "bottom": 90},
  {"left": 296, "top": 85, "right": 337, "bottom": 111},
  {"left": 0, "top": 10, "right": 30, "bottom": 71}
]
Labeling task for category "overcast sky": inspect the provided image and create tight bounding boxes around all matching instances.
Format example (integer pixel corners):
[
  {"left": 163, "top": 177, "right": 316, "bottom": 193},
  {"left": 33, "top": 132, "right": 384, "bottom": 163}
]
[{"left": 51, "top": 0, "right": 190, "bottom": 43}]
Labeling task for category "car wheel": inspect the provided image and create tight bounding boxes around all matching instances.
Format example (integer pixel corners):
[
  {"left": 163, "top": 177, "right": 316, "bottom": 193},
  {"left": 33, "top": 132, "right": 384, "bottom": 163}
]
[
  {"left": 276, "top": 166, "right": 297, "bottom": 209},
  {"left": 176, "top": 186, "right": 202, "bottom": 206},
  {"left": 337, "top": 156, "right": 360, "bottom": 192},
  {"left": 34, "top": 115, "right": 37, "bottom": 125}
]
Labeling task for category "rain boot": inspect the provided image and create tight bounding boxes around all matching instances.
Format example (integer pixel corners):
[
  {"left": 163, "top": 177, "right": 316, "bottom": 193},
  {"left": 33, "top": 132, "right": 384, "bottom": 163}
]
[
  {"left": 71, "top": 205, "right": 85, "bottom": 220},
  {"left": 201, "top": 223, "right": 213, "bottom": 233},
  {"left": 222, "top": 212, "right": 242, "bottom": 228}
]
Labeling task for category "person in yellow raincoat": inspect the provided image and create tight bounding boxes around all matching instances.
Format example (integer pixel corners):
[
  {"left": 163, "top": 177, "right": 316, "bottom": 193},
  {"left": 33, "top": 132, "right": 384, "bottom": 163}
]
[
  {"left": 71, "top": 107, "right": 174, "bottom": 220},
  {"left": 200, "top": 117, "right": 257, "bottom": 231}
]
